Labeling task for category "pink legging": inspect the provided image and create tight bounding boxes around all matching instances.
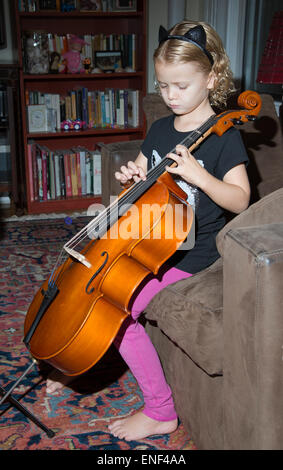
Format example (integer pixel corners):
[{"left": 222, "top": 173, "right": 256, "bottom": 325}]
[{"left": 114, "top": 266, "right": 192, "bottom": 422}]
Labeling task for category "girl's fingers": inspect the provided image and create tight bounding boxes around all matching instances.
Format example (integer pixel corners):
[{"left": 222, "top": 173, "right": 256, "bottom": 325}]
[
  {"left": 137, "top": 167, "right": 146, "bottom": 181},
  {"left": 115, "top": 161, "right": 147, "bottom": 183},
  {"left": 128, "top": 161, "right": 146, "bottom": 181},
  {"left": 127, "top": 160, "right": 139, "bottom": 171},
  {"left": 167, "top": 151, "right": 185, "bottom": 166},
  {"left": 165, "top": 164, "right": 179, "bottom": 174},
  {"left": 115, "top": 171, "right": 126, "bottom": 182},
  {"left": 175, "top": 144, "right": 188, "bottom": 155},
  {"left": 167, "top": 152, "right": 179, "bottom": 163}
]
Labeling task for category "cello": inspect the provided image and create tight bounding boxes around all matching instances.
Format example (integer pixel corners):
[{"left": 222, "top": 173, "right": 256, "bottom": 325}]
[{"left": 23, "top": 90, "right": 261, "bottom": 378}]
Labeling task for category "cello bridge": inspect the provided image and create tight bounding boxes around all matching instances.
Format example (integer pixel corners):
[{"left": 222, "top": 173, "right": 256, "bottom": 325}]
[{"left": 63, "top": 247, "right": 92, "bottom": 268}]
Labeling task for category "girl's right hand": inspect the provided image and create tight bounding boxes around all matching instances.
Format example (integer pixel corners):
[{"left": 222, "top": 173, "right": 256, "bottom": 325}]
[{"left": 115, "top": 160, "right": 147, "bottom": 185}]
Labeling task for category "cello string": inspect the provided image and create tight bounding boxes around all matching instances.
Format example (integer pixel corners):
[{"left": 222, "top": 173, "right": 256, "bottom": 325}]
[
  {"left": 48, "top": 248, "right": 67, "bottom": 285},
  {"left": 69, "top": 115, "right": 217, "bottom": 247},
  {"left": 39, "top": 95, "right": 261, "bottom": 284},
  {"left": 47, "top": 115, "right": 218, "bottom": 286},
  {"left": 63, "top": 115, "right": 217, "bottom": 251},
  {"left": 65, "top": 155, "right": 170, "bottom": 250},
  {"left": 48, "top": 114, "right": 217, "bottom": 281},
  {"left": 64, "top": 133, "right": 208, "bottom": 252},
  {"left": 67, "top": 115, "right": 216, "bottom": 252}
]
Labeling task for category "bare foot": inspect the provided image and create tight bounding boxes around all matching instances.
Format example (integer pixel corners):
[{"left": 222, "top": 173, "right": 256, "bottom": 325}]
[
  {"left": 46, "top": 369, "right": 74, "bottom": 394},
  {"left": 108, "top": 410, "right": 178, "bottom": 441}
]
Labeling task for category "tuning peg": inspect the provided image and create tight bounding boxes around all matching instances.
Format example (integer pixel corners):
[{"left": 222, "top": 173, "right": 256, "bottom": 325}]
[
  {"left": 247, "top": 115, "right": 257, "bottom": 121},
  {"left": 231, "top": 118, "right": 244, "bottom": 125}
]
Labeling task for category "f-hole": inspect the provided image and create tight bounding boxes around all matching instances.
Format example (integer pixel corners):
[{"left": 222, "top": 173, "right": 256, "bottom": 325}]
[{"left": 85, "top": 251, "right": 109, "bottom": 294}]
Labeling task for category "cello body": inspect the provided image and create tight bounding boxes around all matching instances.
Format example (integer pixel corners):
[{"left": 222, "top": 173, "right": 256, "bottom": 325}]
[{"left": 24, "top": 174, "right": 193, "bottom": 376}]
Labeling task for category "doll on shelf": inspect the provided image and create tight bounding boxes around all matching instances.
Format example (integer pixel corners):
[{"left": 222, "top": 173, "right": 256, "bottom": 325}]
[
  {"left": 49, "top": 52, "right": 66, "bottom": 74},
  {"left": 62, "top": 35, "right": 90, "bottom": 74},
  {"left": 83, "top": 57, "right": 91, "bottom": 73}
]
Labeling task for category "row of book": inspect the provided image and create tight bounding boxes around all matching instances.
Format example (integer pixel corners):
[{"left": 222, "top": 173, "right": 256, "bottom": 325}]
[
  {"left": 18, "top": 0, "right": 137, "bottom": 13},
  {"left": 27, "top": 141, "right": 102, "bottom": 202},
  {"left": 26, "top": 88, "right": 140, "bottom": 132}
]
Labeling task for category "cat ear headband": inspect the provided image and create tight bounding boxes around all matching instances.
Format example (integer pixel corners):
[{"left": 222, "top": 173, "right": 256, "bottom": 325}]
[{"left": 158, "top": 24, "right": 214, "bottom": 65}]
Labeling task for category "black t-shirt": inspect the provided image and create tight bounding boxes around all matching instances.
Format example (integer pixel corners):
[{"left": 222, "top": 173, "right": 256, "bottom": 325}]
[{"left": 141, "top": 114, "right": 249, "bottom": 273}]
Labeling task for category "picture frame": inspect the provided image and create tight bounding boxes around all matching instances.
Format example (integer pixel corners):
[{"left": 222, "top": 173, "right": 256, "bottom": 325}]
[
  {"left": 95, "top": 50, "right": 122, "bottom": 72},
  {"left": 28, "top": 105, "right": 48, "bottom": 133},
  {"left": 112, "top": 0, "right": 137, "bottom": 12}
]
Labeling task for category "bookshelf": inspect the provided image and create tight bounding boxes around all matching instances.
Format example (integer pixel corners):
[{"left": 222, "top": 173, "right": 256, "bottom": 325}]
[{"left": 14, "top": 0, "right": 147, "bottom": 214}]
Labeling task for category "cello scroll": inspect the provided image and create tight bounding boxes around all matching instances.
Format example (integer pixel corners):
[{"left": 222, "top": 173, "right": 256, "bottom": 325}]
[{"left": 211, "top": 90, "right": 262, "bottom": 137}]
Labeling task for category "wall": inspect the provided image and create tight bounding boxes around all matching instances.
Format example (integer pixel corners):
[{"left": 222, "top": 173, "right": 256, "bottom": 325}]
[
  {"left": 185, "top": 0, "right": 247, "bottom": 87},
  {"left": 147, "top": 0, "right": 168, "bottom": 92},
  {"left": 147, "top": 0, "right": 248, "bottom": 90}
]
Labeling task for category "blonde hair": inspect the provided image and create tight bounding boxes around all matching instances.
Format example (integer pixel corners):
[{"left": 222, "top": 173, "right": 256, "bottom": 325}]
[{"left": 154, "top": 20, "right": 235, "bottom": 108}]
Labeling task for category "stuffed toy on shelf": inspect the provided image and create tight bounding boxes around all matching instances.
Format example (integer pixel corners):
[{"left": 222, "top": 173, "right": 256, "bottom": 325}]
[{"left": 62, "top": 35, "right": 90, "bottom": 74}]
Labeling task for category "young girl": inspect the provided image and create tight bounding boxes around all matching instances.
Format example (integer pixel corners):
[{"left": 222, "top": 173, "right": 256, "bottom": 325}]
[
  {"left": 48, "top": 20, "right": 250, "bottom": 442},
  {"left": 108, "top": 20, "right": 250, "bottom": 440}
]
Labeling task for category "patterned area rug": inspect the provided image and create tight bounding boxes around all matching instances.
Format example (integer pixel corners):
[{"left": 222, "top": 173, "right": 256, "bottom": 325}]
[{"left": 0, "top": 217, "right": 196, "bottom": 451}]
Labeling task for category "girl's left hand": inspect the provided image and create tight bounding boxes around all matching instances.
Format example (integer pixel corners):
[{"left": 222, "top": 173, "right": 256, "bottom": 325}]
[{"left": 165, "top": 144, "right": 207, "bottom": 188}]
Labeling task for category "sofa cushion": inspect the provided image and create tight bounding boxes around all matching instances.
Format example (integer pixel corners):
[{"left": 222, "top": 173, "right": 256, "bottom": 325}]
[{"left": 145, "top": 257, "right": 223, "bottom": 376}]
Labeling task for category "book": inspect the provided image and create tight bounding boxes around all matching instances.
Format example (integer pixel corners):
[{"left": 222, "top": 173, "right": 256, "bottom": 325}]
[
  {"left": 75, "top": 151, "right": 82, "bottom": 196},
  {"left": 81, "top": 87, "right": 89, "bottom": 129},
  {"left": 127, "top": 89, "right": 139, "bottom": 127},
  {"left": 85, "top": 151, "right": 92, "bottom": 194},
  {"left": 31, "top": 141, "right": 39, "bottom": 201},
  {"left": 72, "top": 146, "right": 87, "bottom": 195},
  {"left": 47, "top": 150, "right": 56, "bottom": 198},
  {"left": 70, "top": 152, "right": 78, "bottom": 196},
  {"left": 59, "top": 152, "right": 66, "bottom": 198},
  {"left": 38, "top": 0, "right": 58, "bottom": 10},
  {"left": 60, "top": 0, "right": 78, "bottom": 12},
  {"left": 63, "top": 150, "right": 72, "bottom": 197},
  {"left": 36, "top": 147, "right": 43, "bottom": 200},
  {"left": 54, "top": 152, "right": 61, "bottom": 198},
  {"left": 27, "top": 105, "right": 48, "bottom": 133},
  {"left": 92, "top": 149, "right": 101, "bottom": 195},
  {"left": 37, "top": 145, "right": 48, "bottom": 200},
  {"left": 27, "top": 141, "right": 35, "bottom": 202}
]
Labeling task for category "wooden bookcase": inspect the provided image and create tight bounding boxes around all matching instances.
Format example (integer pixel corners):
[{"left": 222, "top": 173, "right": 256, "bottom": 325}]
[{"left": 14, "top": 0, "right": 147, "bottom": 214}]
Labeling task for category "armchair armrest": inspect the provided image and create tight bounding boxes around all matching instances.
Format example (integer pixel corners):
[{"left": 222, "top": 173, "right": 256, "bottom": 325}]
[{"left": 223, "top": 223, "right": 283, "bottom": 449}]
